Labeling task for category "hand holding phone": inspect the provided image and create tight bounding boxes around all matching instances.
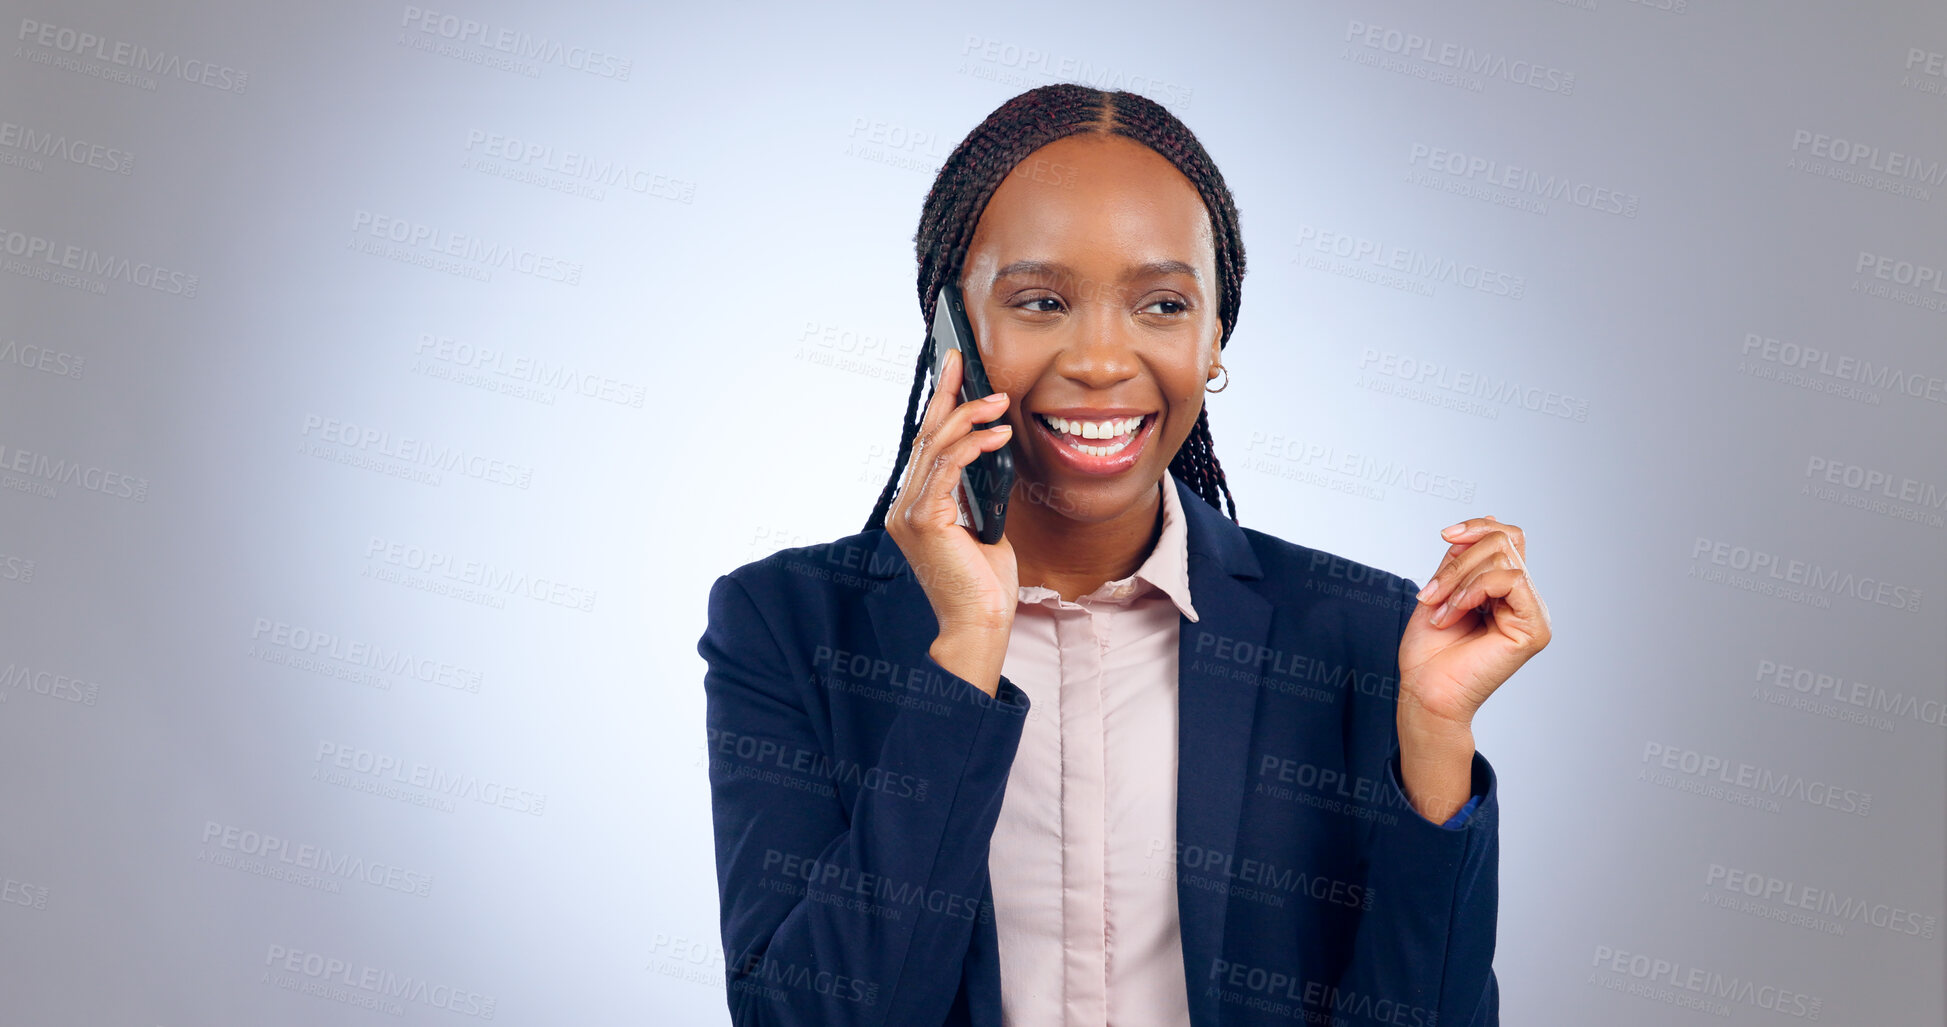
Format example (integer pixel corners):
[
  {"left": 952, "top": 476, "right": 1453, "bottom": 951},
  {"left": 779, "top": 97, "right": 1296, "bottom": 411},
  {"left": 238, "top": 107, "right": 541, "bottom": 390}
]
[
  {"left": 880, "top": 283, "right": 1022, "bottom": 695},
  {"left": 928, "top": 281, "right": 1016, "bottom": 545}
]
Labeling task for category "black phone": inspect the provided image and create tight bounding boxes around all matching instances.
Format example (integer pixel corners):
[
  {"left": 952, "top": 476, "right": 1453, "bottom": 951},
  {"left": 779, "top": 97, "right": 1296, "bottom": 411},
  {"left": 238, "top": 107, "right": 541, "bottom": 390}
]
[{"left": 929, "top": 280, "right": 1015, "bottom": 544}]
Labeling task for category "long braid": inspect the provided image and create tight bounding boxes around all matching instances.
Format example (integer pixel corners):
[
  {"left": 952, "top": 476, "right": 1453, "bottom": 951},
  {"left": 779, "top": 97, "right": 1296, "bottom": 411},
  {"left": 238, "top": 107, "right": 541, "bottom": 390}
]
[{"left": 864, "top": 84, "right": 1246, "bottom": 531}]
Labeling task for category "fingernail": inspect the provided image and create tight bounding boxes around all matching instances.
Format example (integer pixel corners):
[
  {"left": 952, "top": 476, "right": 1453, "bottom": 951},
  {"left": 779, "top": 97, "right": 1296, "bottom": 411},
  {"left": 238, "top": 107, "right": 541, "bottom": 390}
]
[
  {"left": 988, "top": 391, "right": 1008, "bottom": 403},
  {"left": 1440, "top": 522, "right": 1467, "bottom": 536},
  {"left": 1432, "top": 599, "right": 1450, "bottom": 624},
  {"left": 994, "top": 424, "right": 1012, "bottom": 433},
  {"left": 1416, "top": 580, "right": 1436, "bottom": 602}
]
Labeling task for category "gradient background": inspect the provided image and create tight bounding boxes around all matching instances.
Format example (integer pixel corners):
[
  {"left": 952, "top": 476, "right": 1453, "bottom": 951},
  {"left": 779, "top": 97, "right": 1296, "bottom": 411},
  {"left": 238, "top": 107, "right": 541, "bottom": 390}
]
[{"left": 1, "top": 1, "right": 1942, "bottom": 1023}]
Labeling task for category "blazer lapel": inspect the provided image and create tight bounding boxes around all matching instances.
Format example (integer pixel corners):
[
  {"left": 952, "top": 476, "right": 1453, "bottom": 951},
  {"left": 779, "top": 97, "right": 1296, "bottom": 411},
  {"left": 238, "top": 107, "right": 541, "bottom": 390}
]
[{"left": 1172, "top": 478, "right": 1272, "bottom": 1027}]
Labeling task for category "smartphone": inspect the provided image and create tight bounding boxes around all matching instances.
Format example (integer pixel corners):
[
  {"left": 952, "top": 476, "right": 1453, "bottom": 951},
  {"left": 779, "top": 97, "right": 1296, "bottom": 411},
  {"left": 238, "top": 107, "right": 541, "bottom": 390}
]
[{"left": 929, "top": 280, "right": 1015, "bottom": 545}]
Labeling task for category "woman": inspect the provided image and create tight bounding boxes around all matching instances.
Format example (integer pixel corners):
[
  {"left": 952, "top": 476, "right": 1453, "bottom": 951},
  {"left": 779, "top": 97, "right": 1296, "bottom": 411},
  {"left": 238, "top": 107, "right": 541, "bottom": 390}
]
[{"left": 698, "top": 84, "right": 1550, "bottom": 1027}]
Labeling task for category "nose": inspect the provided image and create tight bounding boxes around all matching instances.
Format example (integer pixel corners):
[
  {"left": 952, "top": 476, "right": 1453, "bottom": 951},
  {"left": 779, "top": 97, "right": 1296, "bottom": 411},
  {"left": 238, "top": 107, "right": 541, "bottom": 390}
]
[{"left": 1052, "top": 296, "right": 1141, "bottom": 390}]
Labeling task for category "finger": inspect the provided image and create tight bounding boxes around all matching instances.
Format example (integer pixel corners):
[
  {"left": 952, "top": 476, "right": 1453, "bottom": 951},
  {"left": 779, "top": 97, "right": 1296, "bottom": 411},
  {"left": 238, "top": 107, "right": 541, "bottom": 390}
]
[
  {"left": 945, "top": 389, "right": 1011, "bottom": 438},
  {"left": 923, "top": 346, "right": 964, "bottom": 433},
  {"left": 908, "top": 391, "right": 1011, "bottom": 510},
  {"left": 1417, "top": 531, "right": 1499, "bottom": 605},
  {"left": 1440, "top": 515, "right": 1525, "bottom": 560},
  {"left": 1418, "top": 529, "right": 1522, "bottom": 607},
  {"left": 1438, "top": 515, "right": 1496, "bottom": 543},
  {"left": 954, "top": 476, "right": 974, "bottom": 528},
  {"left": 908, "top": 421, "right": 1015, "bottom": 534},
  {"left": 1431, "top": 567, "right": 1547, "bottom": 644},
  {"left": 1431, "top": 566, "right": 1513, "bottom": 629},
  {"left": 914, "top": 424, "right": 1013, "bottom": 536},
  {"left": 900, "top": 348, "right": 964, "bottom": 497},
  {"left": 897, "top": 362, "right": 999, "bottom": 527}
]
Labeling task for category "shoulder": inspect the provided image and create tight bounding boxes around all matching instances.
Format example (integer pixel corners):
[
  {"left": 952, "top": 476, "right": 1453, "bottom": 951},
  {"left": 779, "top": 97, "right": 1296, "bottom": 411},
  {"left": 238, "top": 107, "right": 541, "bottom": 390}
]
[
  {"left": 709, "top": 528, "right": 901, "bottom": 618},
  {"left": 1236, "top": 523, "right": 1421, "bottom": 632},
  {"left": 698, "top": 529, "right": 905, "bottom": 685}
]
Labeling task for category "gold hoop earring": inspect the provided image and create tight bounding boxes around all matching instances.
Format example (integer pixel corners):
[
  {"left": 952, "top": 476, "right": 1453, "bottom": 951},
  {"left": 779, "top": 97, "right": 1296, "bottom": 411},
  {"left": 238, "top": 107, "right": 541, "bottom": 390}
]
[{"left": 1205, "top": 365, "right": 1229, "bottom": 393}]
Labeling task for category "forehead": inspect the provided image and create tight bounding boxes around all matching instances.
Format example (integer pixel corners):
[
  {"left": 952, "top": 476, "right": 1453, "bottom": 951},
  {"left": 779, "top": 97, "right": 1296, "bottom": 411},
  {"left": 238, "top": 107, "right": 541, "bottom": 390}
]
[{"left": 966, "top": 133, "right": 1214, "bottom": 273}]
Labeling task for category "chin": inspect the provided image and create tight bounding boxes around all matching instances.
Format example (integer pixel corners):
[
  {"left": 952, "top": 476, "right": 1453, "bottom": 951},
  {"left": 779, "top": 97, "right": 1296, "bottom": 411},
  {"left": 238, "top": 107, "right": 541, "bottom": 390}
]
[{"left": 1012, "top": 470, "right": 1160, "bottom": 525}]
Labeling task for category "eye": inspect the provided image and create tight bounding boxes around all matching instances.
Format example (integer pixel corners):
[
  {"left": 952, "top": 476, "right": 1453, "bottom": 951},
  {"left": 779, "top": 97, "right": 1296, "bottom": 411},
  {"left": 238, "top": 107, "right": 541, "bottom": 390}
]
[
  {"left": 1017, "top": 295, "right": 1065, "bottom": 313},
  {"left": 1143, "top": 298, "right": 1188, "bottom": 315}
]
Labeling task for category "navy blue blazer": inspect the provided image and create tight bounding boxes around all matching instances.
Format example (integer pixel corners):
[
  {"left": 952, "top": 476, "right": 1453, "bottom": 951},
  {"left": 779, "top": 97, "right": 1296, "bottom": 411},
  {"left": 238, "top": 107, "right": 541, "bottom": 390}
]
[{"left": 698, "top": 475, "right": 1499, "bottom": 1026}]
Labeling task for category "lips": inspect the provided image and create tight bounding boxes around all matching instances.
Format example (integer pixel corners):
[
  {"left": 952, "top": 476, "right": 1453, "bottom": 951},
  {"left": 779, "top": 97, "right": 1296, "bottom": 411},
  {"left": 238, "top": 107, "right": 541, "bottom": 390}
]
[{"left": 1027, "top": 410, "right": 1157, "bottom": 475}]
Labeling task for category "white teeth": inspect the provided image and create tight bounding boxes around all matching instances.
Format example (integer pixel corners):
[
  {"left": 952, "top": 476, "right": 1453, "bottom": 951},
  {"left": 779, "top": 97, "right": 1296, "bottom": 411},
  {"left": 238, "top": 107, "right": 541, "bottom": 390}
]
[
  {"left": 1037, "top": 414, "right": 1145, "bottom": 457},
  {"left": 1069, "top": 436, "right": 1131, "bottom": 456},
  {"left": 1042, "top": 414, "right": 1143, "bottom": 439}
]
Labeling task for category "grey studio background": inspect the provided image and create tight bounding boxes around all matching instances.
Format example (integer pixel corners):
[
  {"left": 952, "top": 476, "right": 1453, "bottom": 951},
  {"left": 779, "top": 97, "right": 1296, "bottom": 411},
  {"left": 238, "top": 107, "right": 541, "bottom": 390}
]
[{"left": 1, "top": 0, "right": 1942, "bottom": 1024}]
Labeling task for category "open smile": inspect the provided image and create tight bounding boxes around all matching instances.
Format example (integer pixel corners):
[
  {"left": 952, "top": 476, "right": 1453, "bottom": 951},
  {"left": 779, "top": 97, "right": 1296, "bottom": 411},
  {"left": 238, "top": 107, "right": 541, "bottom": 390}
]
[{"left": 1028, "top": 410, "right": 1157, "bottom": 475}]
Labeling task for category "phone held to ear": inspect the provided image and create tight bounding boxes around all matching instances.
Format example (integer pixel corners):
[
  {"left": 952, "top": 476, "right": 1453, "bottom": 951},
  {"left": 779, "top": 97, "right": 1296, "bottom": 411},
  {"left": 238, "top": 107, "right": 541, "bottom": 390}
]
[{"left": 929, "top": 280, "right": 1015, "bottom": 545}]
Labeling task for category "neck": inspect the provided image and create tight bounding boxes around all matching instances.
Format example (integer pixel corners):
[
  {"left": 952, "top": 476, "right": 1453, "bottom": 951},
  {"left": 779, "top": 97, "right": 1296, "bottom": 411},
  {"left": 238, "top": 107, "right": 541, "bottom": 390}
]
[{"left": 1007, "top": 477, "right": 1165, "bottom": 603}]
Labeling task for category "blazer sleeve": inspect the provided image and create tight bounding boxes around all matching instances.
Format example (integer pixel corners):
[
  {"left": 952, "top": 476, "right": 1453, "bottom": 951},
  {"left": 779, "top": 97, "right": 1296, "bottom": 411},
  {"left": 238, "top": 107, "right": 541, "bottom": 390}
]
[
  {"left": 698, "top": 571, "right": 1030, "bottom": 1027},
  {"left": 1334, "top": 574, "right": 1500, "bottom": 1027}
]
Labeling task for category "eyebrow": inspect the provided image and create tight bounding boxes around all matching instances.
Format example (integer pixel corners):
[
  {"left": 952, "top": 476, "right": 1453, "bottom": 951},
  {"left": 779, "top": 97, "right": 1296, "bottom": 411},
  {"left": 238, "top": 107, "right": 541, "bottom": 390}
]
[{"left": 991, "top": 258, "right": 1202, "bottom": 284}]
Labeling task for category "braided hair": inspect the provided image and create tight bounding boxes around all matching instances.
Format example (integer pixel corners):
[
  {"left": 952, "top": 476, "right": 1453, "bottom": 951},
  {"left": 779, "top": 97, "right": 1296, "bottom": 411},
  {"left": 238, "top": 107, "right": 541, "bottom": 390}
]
[{"left": 863, "top": 83, "right": 1246, "bottom": 532}]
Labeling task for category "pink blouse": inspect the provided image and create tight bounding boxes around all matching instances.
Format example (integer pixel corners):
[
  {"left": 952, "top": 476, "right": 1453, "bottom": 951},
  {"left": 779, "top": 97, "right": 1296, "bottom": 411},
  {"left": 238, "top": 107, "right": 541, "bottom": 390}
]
[{"left": 988, "top": 469, "right": 1200, "bottom": 1027}]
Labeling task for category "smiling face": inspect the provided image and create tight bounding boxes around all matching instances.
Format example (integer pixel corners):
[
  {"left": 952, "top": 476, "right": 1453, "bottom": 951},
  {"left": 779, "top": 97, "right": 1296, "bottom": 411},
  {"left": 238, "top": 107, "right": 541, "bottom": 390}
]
[{"left": 958, "top": 132, "right": 1225, "bottom": 527}]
